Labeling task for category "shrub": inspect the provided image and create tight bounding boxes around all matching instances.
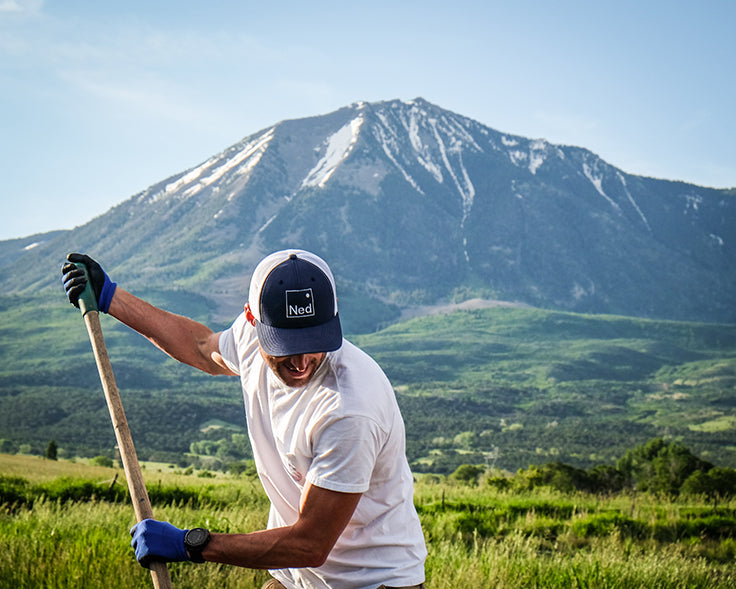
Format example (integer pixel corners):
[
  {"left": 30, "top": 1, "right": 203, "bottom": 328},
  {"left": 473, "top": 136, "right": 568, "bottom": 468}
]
[
  {"left": 90, "top": 455, "right": 114, "bottom": 468},
  {"left": 451, "top": 464, "right": 484, "bottom": 485}
]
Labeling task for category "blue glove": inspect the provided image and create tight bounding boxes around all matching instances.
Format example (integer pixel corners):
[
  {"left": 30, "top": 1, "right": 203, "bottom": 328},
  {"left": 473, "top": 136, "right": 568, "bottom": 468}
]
[
  {"left": 61, "top": 253, "right": 117, "bottom": 313},
  {"left": 130, "top": 519, "right": 189, "bottom": 568}
]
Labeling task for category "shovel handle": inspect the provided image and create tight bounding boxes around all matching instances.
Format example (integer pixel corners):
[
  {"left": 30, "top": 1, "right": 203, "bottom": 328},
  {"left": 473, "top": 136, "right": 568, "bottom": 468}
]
[{"left": 73, "top": 262, "right": 173, "bottom": 589}]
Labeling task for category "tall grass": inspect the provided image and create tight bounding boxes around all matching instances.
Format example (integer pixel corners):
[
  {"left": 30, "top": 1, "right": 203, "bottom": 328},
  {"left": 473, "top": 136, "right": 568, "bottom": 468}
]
[
  {"left": 425, "top": 532, "right": 735, "bottom": 588},
  {"left": 1, "top": 456, "right": 735, "bottom": 588},
  {"left": 415, "top": 482, "right": 736, "bottom": 588},
  {"left": 1, "top": 498, "right": 271, "bottom": 589}
]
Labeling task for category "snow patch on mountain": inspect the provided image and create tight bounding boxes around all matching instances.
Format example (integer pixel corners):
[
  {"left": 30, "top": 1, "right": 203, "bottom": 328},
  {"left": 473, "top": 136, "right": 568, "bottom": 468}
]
[
  {"left": 506, "top": 139, "right": 557, "bottom": 175},
  {"left": 302, "top": 116, "right": 364, "bottom": 188},
  {"left": 145, "top": 129, "right": 275, "bottom": 204},
  {"left": 444, "top": 115, "right": 483, "bottom": 152},
  {"left": 528, "top": 139, "right": 548, "bottom": 174},
  {"left": 583, "top": 160, "right": 621, "bottom": 212},
  {"left": 685, "top": 194, "right": 703, "bottom": 212},
  {"left": 710, "top": 233, "right": 724, "bottom": 246},
  {"left": 509, "top": 150, "right": 527, "bottom": 167},
  {"left": 195, "top": 129, "right": 274, "bottom": 196},
  {"left": 374, "top": 111, "right": 424, "bottom": 193},
  {"left": 429, "top": 116, "right": 475, "bottom": 215},
  {"left": 160, "top": 158, "right": 218, "bottom": 200},
  {"left": 617, "top": 172, "right": 650, "bottom": 230},
  {"left": 372, "top": 102, "right": 482, "bottom": 213},
  {"left": 257, "top": 213, "right": 278, "bottom": 235},
  {"left": 406, "top": 110, "right": 443, "bottom": 183}
]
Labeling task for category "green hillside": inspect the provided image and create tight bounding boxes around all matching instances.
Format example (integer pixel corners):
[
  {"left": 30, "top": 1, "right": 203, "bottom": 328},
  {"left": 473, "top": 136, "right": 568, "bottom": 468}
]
[
  {"left": 354, "top": 307, "right": 736, "bottom": 471},
  {"left": 1, "top": 293, "right": 734, "bottom": 473}
]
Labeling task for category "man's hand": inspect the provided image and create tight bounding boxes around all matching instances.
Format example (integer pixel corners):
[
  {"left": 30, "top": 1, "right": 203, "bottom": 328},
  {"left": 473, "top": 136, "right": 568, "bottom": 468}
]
[
  {"left": 130, "top": 519, "right": 189, "bottom": 568},
  {"left": 61, "top": 253, "right": 117, "bottom": 312}
]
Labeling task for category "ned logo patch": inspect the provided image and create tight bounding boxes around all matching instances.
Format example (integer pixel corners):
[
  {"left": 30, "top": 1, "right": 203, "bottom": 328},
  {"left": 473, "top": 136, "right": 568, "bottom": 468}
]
[{"left": 285, "top": 288, "right": 315, "bottom": 319}]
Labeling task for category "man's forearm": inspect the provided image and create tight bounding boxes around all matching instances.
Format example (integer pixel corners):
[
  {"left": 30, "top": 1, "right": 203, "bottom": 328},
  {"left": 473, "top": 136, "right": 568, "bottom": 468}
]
[
  {"left": 108, "top": 288, "right": 233, "bottom": 375},
  {"left": 200, "top": 485, "right": 361, "bottom": 570},
  {"left": 202, "top": 526, "right": 329, "bottom": 569}
]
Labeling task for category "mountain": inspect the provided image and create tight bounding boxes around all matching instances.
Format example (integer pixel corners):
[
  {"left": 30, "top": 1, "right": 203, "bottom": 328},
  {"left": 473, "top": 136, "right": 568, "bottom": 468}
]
[
  {"left": 1, "top": 98, "right": 735, "bottom": 471},
  {"left": 1, "top": 98, "right": 734, "bottom": 326}
]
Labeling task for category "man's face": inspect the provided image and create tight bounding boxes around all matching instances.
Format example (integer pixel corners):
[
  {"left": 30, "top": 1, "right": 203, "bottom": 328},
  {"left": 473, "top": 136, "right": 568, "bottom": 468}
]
[{"left": 260, "top": 349, "right": 326, "bottom": 387}]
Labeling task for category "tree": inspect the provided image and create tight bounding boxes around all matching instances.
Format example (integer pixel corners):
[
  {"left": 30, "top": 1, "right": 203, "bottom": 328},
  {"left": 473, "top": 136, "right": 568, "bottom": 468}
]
[
  {"left": 587, "top": 464, "right": 625, "bottom": 493},
  {"left": 651, "top": 442, "right": 712, "bottom": 495},
  {"left": 682, "top": 467, "right": 736, "bottom": 507},
  {"left": 451, "top": 464, "right": 485, "bottom": 485},
  {"left": 540, "top": 462, "right": 592, "bottom": 493},
  {"left": 45, "top": 440, "right": 58, "bottom": 461},
  {"left": 617, "top": 438, "right": 713, "bottom": 495},
  {"left": 617, "top": 438, "right": 667, "bottom": 489}
]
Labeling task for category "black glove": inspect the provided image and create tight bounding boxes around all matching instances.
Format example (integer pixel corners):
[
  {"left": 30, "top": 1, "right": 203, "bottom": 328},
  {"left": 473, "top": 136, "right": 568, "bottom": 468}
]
[{"left": 61, "top": 253, "right": 117, "bottom": 313}]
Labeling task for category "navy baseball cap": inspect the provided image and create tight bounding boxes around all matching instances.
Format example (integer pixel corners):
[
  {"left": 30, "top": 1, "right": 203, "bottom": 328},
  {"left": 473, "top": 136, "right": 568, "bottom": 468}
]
[{"left": 248, "top": 250, "right": 343, "bottom": 356}]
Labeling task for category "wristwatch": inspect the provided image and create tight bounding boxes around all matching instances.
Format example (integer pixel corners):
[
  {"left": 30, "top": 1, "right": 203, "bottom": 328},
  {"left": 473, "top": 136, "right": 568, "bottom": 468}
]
[{"left": 184, "top": 527, "right": 211, "bottom": 563}]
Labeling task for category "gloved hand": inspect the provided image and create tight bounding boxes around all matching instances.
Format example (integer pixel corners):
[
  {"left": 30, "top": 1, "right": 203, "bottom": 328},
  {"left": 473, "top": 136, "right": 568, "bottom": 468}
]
[
  {"left": 130, "top": 519, "right": 189, "bottom": 568},
  {"left": 61, "top": 253, "right": 117, "bottom": 313}
]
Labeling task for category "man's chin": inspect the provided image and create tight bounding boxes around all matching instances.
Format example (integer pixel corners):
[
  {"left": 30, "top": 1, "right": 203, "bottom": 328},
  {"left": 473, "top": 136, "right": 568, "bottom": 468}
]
[{"left": 278, "top": 369, "right": 313, "bottom": 387}]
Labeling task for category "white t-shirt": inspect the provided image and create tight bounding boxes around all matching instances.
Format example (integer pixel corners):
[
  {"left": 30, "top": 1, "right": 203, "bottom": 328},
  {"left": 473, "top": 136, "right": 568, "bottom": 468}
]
[{"left": 219, "top": 313, "right": 427, "bottom": 589}]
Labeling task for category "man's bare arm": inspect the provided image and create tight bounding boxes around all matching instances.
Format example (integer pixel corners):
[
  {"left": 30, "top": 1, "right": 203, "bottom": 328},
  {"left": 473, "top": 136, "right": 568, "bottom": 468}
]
[
  {"left": 108, "top": 288, "right": 236, "bottom": 376},
  {"left": 200, "top": 483, "right": 362, "bottom": 568}
]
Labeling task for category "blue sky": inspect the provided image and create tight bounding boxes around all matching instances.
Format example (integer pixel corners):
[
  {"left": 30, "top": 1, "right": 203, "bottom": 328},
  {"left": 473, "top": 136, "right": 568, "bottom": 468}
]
[{"left": 1, "top": 0, "right": 734, "bottom": 240}]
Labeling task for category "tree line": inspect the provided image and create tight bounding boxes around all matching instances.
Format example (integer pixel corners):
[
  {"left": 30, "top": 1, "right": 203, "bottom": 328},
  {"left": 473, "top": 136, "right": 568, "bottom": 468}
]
[
  {"left": 449, "top": 438, "right": 736, "bottom": 503},
  {"left": 10, "top": 435, "right": 736, "bottom": 504}
]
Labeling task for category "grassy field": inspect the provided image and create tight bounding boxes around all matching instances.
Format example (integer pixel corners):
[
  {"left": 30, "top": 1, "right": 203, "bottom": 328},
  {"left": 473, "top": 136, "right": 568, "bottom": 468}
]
[{"left": 2, "top": 454, "right": 735, "bottom": 588}]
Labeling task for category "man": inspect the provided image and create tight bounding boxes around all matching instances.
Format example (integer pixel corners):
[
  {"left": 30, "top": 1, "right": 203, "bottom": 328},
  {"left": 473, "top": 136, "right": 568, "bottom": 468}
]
[{"left": 62, "top": 250, "right": 426, "bottom": 589}]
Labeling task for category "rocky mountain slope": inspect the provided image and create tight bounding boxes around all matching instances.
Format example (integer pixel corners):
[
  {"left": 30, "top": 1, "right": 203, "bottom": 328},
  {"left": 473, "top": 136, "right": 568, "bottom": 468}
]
[{"left": 2, "top": 98, "right": 734, "bottom": 325}]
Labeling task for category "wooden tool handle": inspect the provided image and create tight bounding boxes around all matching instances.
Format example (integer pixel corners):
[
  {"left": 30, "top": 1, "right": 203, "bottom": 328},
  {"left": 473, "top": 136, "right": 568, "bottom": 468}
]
[{"left": 83, "top": 309, "right": 173, "bottom": 589}]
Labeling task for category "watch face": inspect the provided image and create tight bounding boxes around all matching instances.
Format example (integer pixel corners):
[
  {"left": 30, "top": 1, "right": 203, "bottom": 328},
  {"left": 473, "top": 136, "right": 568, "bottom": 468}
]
[{"left": 186, "top": 528, "right": 209, "bottom": 547}]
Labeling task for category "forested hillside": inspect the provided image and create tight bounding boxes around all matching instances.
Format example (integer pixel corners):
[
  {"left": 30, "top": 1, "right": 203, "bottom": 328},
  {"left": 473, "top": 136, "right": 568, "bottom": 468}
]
[{"left": 1, "top": 293, "right": 734, "bottom": 473}]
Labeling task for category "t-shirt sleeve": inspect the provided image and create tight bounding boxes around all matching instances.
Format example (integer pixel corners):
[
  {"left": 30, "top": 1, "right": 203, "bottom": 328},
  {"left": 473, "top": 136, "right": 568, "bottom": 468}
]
[
  {"left": 218, "top": 314, "right": 246, "bottom": 375},
  {"left": 306, "top": 415, "right": 385, "bottom": 494}
]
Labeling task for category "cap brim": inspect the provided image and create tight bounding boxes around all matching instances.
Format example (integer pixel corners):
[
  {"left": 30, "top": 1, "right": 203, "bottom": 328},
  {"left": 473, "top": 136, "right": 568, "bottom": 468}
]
[{"left": 255, "top": 313, "right": 343, "bottom": 356}]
